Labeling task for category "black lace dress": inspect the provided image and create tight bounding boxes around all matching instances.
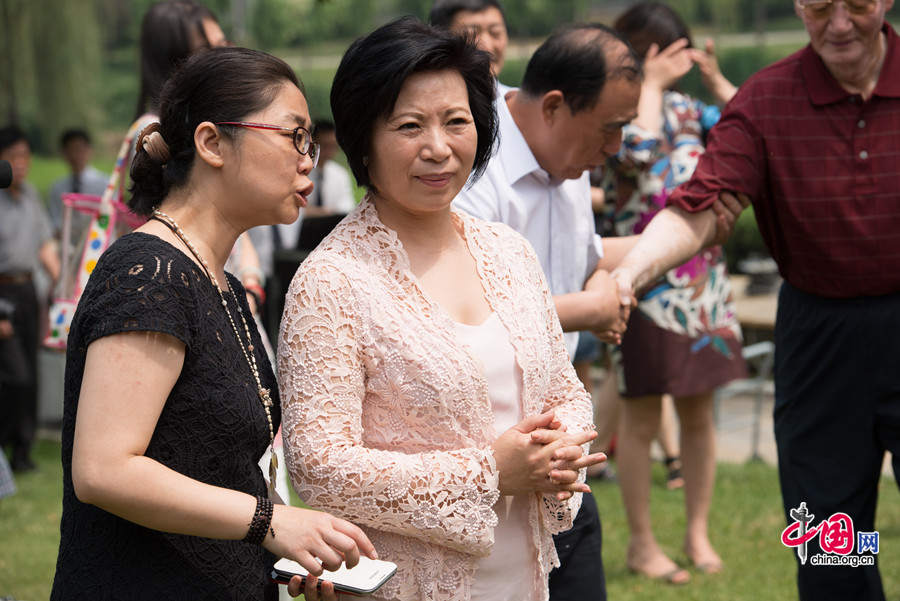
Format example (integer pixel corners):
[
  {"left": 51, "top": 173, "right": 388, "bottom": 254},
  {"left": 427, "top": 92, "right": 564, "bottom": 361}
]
[{"left": 51, "top": 233, "right": 281, "bottom": 601}]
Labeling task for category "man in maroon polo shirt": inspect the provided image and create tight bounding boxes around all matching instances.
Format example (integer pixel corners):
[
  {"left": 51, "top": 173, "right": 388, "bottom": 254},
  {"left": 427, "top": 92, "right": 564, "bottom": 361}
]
[{"left": 609, "top": 1, "right": 899, "bottom": 599}]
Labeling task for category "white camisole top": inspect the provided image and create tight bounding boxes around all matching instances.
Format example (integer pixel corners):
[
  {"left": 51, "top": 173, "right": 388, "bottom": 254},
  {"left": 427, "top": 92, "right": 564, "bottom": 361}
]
[{"left": 453, "top": 312, "right": 537, "bottom": 601}]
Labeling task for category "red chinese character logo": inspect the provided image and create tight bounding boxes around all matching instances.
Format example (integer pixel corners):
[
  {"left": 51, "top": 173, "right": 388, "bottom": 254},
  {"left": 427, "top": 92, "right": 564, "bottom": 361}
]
[
  {"left": 819, "top": 513, "right": 854, "bottom": 555},
  {"left": 781, "top": 504, "right": 857, "bottom": 564}
]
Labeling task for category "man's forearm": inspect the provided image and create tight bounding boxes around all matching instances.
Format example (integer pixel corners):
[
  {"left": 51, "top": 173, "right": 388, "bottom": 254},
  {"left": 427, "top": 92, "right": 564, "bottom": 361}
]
[
  {"left": 616, "top": 206, "right": 717, "bottom": 294},
  {"left": 554, "top": 291, "right": 594, "bottom": 333},
  {"left": 553, "top": 289, "right": 621, "bottom": 333},
  {"left": 597, "top": 235, "right": 640, "bottom": 272}
]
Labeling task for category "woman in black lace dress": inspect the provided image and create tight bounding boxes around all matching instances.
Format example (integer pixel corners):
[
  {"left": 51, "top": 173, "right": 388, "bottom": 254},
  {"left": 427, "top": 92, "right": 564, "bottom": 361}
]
[{"left": 50, "top": 47, "right": 375, "bottom": 601}]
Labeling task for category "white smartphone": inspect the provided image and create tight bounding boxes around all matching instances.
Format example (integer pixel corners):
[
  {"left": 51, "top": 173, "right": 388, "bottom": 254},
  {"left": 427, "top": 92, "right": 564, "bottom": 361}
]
[{"left": 271, "top": 556, "right": 397, "bottom": 596}]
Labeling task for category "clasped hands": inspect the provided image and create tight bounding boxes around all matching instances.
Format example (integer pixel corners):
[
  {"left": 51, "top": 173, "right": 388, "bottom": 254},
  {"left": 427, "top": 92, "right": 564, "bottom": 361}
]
[
  {"left": 493, "top": 411, "right": 605, "bottom": 501},
  {"left": 583, "top": 269, "right": 634, "bottom": 345}
]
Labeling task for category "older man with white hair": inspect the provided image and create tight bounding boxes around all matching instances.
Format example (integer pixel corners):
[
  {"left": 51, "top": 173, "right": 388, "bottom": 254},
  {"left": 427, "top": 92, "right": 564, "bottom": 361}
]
[{"left": 612, "top": 1, "right": 900, "bottom": 599}]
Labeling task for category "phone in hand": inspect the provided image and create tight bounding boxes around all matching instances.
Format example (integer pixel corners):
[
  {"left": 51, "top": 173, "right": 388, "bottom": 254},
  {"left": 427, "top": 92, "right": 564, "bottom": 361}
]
[{"left": 270, "top": 556, "right": 397, "bottom": 596}]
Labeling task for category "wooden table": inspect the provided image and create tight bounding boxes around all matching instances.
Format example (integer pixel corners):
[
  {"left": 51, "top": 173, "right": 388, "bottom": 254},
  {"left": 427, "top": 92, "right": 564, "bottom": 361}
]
[{"left": 729, "top": 274, "right": 778, "bottom": 333}]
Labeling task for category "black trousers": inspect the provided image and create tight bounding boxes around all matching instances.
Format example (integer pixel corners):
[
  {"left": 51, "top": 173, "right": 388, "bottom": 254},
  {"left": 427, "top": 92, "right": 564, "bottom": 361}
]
[
  {"left": 0, "top": 280, "right": 39, "bottom": 464},
  {"left": 548, "top": 490, "right": 606, "bottom": 601},
  {"left": 774, "top": 282, "right": 900, "bottom": 601}
]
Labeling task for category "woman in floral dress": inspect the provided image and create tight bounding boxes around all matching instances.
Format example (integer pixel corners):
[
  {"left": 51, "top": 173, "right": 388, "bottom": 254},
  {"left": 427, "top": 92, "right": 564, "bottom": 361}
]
[{"left": 603, "top": 1, "right": 746, "bottom": 584}]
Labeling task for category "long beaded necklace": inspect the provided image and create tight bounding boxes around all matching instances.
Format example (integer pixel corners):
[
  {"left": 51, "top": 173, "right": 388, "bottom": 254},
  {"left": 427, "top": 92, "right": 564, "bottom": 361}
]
[{"left": 151, "top": 209, "right": 278, "bottom": 494}]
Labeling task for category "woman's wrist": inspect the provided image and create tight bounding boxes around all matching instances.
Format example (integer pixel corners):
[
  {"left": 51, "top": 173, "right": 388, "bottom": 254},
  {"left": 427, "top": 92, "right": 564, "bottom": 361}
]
[
  {"left": 633, "top": 83, "right": 665, "bottom": 133},
  {"left": 243, "top": 495, "right": 275, "bottom": 545},
  {"left": 711, "top": 74, "right": 737, "bottom": 105}
]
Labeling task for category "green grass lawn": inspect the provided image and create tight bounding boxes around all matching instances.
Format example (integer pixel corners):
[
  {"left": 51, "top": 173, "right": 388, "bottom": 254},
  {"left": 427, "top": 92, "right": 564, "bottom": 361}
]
[
  {"left": 3, "top": 440, "right": 898, "bottom": 600},
  {"left": 594, "top": 462, "right": 900, "bottom": 600},
  {"left": 0, "top": 440, "right": 64, "bottom": 600}
]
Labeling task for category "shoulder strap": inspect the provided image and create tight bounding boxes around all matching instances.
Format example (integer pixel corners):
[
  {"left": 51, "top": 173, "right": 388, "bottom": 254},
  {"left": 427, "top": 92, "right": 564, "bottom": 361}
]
[{"left": 100, "top": 114, "right": 155, "bottom": 211}]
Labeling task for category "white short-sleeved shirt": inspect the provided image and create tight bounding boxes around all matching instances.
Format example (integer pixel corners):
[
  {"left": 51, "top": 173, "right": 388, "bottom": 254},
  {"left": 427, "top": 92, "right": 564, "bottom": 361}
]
[{"left": 454, "top": 92, "right": 603, "bottom": 358}]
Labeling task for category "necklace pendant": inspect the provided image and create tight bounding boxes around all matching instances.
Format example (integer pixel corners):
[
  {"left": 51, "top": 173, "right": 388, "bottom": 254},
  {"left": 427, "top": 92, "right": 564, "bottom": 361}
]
[
  {"left": 259, "top": 387, "right": 273, "bottom": 408},
  {"left": 267, "top": 453, "right": 278, "bottom": 499}
]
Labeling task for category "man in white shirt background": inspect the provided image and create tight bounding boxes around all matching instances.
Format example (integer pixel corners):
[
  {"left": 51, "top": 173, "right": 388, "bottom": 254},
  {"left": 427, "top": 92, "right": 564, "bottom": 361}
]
[{"left": 454, "top": 24, "right": 642, "bottom": 600}]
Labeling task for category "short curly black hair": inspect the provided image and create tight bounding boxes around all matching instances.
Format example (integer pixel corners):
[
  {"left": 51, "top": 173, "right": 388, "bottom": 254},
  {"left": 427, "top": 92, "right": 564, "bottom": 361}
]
[{"left": 330, "top": 16, "right": 498, "bottom": 191}]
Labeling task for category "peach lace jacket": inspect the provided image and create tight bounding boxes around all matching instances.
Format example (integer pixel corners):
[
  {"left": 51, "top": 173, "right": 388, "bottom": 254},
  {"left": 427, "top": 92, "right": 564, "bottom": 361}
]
[{"left": 277, "top": 197, "right": 594, "bottom": 601}]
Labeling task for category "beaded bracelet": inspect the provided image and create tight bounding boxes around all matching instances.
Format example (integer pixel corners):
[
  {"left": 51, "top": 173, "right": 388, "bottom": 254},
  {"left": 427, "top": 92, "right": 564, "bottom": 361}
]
[{"left": 244, "top": 495, "right": 275, "bottom": 545}]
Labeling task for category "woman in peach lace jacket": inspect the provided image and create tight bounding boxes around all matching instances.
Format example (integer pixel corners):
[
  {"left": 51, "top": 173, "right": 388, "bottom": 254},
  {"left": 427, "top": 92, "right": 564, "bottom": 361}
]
[{"left": 278, "top": 17, "right": 604, "bottom": 601}]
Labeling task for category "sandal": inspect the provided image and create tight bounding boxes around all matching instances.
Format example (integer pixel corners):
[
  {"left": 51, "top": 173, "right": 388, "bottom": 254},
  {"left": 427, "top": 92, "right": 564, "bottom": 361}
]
[
  {"left": 693, "top": 560, "right": 724, "bottom": 574},
  {"left": 628, "top": 564, "right": 691, "bottom": 585},
  {"left": 664, "top": 456, "right": 684, "bottom": 490}
]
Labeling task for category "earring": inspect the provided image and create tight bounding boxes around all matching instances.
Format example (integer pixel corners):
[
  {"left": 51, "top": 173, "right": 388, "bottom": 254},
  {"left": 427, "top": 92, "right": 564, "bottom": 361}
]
[{"left": 362, "top": 156, "right": 369, "bottom": 167}]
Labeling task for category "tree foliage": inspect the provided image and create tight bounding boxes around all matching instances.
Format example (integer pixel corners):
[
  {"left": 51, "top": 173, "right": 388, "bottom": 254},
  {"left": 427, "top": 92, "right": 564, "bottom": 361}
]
[
  {"left": 0, "top": 0, "right": 809, "bottom": 151},
  {"left": 1, "top": 0, "right": 103, "bottom": 152},
  {"left": 245, "top": 0, "right": 592, "bottom": 48},
  {"left": 668, "top": 0, "right": 799, "bottom": 31}
]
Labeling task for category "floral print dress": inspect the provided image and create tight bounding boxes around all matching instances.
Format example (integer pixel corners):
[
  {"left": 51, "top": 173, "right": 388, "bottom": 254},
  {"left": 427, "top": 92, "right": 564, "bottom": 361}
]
[{"left": 601, "top": 90, "right": 746, "bottom": 398}]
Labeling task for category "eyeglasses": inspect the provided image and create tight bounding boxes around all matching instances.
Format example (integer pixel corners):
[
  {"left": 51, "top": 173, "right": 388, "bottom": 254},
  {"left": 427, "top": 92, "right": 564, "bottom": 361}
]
[
  {"left": 797, "top": 0, "right": 879, "bottom": 18},
  {"left": 215, "top": 121, "right": 320, "bottom": 168}
]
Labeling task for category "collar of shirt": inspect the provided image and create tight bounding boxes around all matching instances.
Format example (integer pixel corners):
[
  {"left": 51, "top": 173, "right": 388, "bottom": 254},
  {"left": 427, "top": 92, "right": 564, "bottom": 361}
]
[
  {"left": 803, "top": 22, "right": 900, "bottom": 105},
  {"left": 496, "top": 91, "right": 545, "bottom": 185}
]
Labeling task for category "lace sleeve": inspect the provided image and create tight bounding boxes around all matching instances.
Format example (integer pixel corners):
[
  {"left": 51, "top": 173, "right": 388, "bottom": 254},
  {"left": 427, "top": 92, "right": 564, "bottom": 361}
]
[
  {"left": 82, "top": 242, "right": 195, "bottom": 348},
  {"left": 519, "top": 237, "right": 594, "bottom": 533},
  {"left": 278, "top": 260, "right": 500, "bottom": 556}
]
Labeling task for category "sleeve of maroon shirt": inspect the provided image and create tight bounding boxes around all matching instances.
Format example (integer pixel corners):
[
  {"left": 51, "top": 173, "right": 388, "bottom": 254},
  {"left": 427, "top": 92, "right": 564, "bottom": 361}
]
[{"left": 667, "top": 84, "right": 768, "bottom": 213}]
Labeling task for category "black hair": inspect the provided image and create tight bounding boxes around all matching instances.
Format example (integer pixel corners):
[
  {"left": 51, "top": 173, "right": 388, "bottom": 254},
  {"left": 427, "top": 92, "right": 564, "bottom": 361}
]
[
  {"left": 0, "top": 125, "right": 27, "bottom": 154},
  {"left": 129, "top": 47, "right": 302, "bottom": 217},
  {"left": 330, "top": 16, "right": 497, "bottom": 190},
  {"left": 613, "top": 2, "right": 693, "bottom": 60},
  {"left": 313, "top": 119, "right": 335, "bottom": 138},
  {"left": 429, "top": 0, "right": 505, "bottom": 29},
  {"left": 520, "top": 23, "right": 641, "bottom": 114},
  {"left": 134, "top": 0, "right": 219, "bottom": 120},
  {"left": 60, "top": 128, "right": 92, "bottom": 148}
]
